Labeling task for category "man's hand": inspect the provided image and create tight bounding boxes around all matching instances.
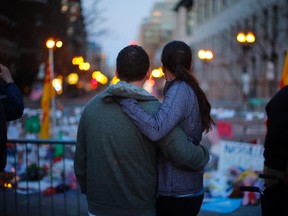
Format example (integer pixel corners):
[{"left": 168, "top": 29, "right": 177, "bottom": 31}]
[{"left": 0, "top": 64, "right": 14, "bottom": 84}]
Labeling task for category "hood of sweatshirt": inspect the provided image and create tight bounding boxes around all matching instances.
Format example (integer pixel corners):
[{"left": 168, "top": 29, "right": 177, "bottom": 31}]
[{"left": 102, "top": 81, "right": 157, "bottom": 103}]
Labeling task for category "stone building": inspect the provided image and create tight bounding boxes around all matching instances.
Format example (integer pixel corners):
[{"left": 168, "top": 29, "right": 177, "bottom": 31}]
[
  {"left": 188, "top": 0, "right": 288, "bottom": 106},
  {"left": 140, "top": 0, "right": 288, "bottom": 108},
  {"left": 0, "top": 0, "right": 86, "bottom": 95},
  {"left": 138, "top": 0, "right": 179, "bottom": 68}
]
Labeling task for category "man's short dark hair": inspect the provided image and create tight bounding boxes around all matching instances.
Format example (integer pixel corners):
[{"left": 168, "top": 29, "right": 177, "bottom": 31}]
[{"left": 116, "top": 45, "right": 150, "bottom": 82}]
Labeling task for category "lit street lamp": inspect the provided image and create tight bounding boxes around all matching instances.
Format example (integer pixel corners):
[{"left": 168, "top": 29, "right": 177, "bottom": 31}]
[
  {"left": 236, "top": 32, "right": 256, "bottom": 45},
  {"left": 198, "top": 49, "right": 214, "bottom": 61},
  {"left": 46, "top": 38, "right": 62, "bottom": 137},
  {"left": 197, "top": 49, "right": 214, "bottom": 92},
  {"left": 236, "top": 32, "right": 256, "bottom": 105}
]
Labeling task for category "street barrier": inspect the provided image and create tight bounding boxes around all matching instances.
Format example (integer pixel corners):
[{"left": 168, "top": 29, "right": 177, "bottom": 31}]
[{"left": 0, "top": 139, "right": 87, "bottom": 216}]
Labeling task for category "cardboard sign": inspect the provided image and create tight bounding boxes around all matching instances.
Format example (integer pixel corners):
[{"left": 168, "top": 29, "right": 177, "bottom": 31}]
[{"left": 218, "top": 141, "right": 264, "bottom": 172}]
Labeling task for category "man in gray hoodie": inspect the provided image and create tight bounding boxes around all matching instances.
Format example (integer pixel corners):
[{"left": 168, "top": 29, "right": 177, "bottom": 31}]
[{"left": 74, "top": 45, "right": 209, "bottom": 216}]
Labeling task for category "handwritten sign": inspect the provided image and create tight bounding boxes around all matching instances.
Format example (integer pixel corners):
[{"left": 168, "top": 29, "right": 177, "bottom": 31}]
[{"left": 218, "top": 141, "right": 264, "bottom": 172}]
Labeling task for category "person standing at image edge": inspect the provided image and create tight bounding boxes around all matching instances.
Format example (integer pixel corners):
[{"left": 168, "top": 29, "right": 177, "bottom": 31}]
[{"left": 0, "top": 64, "right": 24, "bottom": 173}]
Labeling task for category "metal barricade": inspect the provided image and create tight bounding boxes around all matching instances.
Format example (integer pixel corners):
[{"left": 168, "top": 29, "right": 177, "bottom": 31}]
[{"left": 0, "top": 139, "right": 87, "bottom": 216}]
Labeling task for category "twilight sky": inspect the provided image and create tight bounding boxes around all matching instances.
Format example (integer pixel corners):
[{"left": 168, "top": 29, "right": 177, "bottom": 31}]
[{"left": 82, "top": 0, "right": 156, "bottom": 68}]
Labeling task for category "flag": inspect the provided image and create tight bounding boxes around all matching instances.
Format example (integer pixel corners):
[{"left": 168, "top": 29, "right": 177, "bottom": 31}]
[
  {"left": 279, "top": 49, "right": 288, "bottom": 89},
  {"left": 39, "top": 63, "right": 55, "bottom": 138},
  {"left": 29, "top": 84, "right": 43, "bottom": 101}
]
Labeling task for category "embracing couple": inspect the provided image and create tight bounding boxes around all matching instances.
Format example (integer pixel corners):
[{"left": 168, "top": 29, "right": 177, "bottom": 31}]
[{"left": 74, "top": 41, "right": 215, "bottom": 216}]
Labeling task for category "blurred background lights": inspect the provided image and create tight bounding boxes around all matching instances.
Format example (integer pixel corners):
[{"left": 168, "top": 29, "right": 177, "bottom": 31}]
[
  {"left": 72, "top": 56, "right": 84, "bottom": 65},
  {"left": 67, "top": 72, "right": 79, "bottom": 85},
  {"left": 46, "top": 39, "right": 55, "bottom": 49},
  {"left": 236, "top": 32, "right": 246, "bottom": 43},
  {"left": 46, "top": 38, "right": 62, "bottom": 49},
  {"left": 129, "top": 40, "right": 138, "bottom": 45},
  {"left": 52, "top": 77, "right": 62, "bottom": 93},
  {"left": 151, "top": 67, "right": 164, "bottom": 78},
  {"left": 110, "top": 76, "right": 120, "bottom": 85},
  {"left": 92, "top": 71, "right": 108, "bottom": 85},
  {"left": 144, "top": 78, "right": 156, "bottom": 94},
  {"left": 153, "top": 10, "right": 162, "bottom": 17},
  {"left": 198, "top": 49, "right": 214, "bottom": 60},
  {"left": 79, "top": 62, "right": 90, "bottom": 71},
  {"left": 55, "top": 41, "right": 63, "bottom": 48},
  {"left": 236, "top": 32, "right": 256, "bottom": 44},
  {"left": 246, "top": 32, "right": 256, "bottom": 43}
]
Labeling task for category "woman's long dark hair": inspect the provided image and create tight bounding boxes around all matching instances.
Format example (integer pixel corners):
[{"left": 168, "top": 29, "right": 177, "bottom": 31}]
[{"left": 161, "top": 41, "right": 215, "bottom": 132}]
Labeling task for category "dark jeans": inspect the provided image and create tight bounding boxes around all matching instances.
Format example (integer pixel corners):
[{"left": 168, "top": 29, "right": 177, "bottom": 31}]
[{"left": 156, "top": 194, "right": 204, "bottom": 216}]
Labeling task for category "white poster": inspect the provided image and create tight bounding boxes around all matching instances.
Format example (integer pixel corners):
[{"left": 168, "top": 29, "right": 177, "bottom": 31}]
[{"left": 217, "top": 141, "right": 264, "bottom": 172}]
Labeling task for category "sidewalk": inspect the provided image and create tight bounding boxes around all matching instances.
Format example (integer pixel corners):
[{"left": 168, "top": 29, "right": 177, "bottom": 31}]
[
  {"left": 1, "top": 188, "right": 261, "bottom": 216},
  {"left": 199, "top": 204, "right": 261, "bottom": 216}
]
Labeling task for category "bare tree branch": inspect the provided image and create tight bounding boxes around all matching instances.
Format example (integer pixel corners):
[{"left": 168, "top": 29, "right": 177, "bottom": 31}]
[{"left": 81, "top": 0, "right": 108, "bottom": 41}]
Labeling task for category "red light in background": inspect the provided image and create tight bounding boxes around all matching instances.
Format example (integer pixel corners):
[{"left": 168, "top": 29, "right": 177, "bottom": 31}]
[
  {"left": 129, "top": 40, "right": 138, "bottom": 45},
  {"left": 91, "top": 78, "right": 98, "bottom": 89}
]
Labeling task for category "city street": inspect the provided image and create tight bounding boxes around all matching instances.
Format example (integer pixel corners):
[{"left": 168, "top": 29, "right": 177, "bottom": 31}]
[
  {"left": 1, "top": 0, "right": 287, "bottom": 215},
  {"left": 1, "top": 189, "right": 261, "bottom": 216}
]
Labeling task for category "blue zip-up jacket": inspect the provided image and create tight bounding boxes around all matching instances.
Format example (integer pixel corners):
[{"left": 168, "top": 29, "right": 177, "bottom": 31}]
[
  {"left": 116, "top": 79, "right": 205, "bottom": 196},
  {"left": 0, "top": 82, "right": 24, "bottom": 171}
]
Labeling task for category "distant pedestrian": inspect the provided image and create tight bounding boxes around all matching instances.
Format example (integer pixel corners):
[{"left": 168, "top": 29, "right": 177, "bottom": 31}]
[
  {"left": 74, "top": 45, "right": 209, "bottom": 216},
  {"left": 0, "top": 64, "right": 24, "bottom": 173},
  {"left": 263, "top": 85, "right": 288, "bottom": 216}
]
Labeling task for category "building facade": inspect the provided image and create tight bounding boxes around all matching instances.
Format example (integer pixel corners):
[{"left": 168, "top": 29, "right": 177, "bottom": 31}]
[
  {"left": 139, "top": 0, "right": 288, "bottom": 108},
  {"left": 138, "top": 0, "right": 179, "bottom": 68},
  {"left": 189, "top": 0, "right": 288, "bottom": 106},
  {"left": 0, "top": 0, "right": 87, "bottom": 96}
]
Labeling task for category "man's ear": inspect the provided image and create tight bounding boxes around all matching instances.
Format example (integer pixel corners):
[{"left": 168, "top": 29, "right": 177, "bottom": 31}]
[
  {"left": 145, "top": 69, "right": 151, "bottom": 80},
  {"left": 115, "top": 69, "right": 119, "bottom": 78}
]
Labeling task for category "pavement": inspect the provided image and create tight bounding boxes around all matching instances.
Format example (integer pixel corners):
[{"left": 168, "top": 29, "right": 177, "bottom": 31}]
[
  {"left": 0, "top": 189, "right": 88, "bottom": 216},
  {"left": 199, "top": 205, "right": 261, "bottom": 216},
  {"left": 1, "top": 188, "right": 261, "bottom": 216}
]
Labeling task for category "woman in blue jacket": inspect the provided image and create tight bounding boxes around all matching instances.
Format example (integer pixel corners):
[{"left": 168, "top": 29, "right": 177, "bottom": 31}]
[{"left": 118, "top": 41, "right": 215, "bottom": 216}]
